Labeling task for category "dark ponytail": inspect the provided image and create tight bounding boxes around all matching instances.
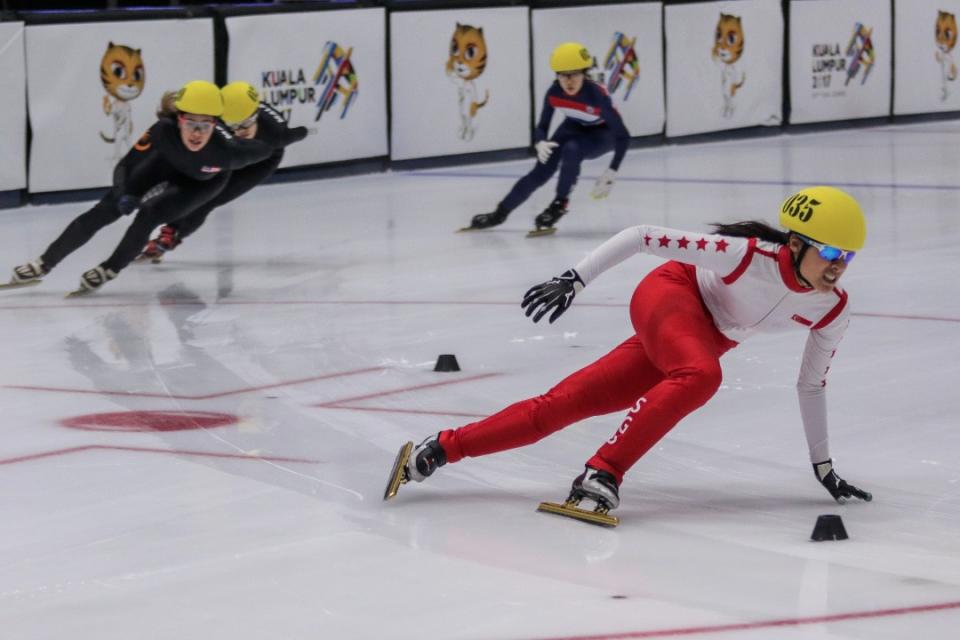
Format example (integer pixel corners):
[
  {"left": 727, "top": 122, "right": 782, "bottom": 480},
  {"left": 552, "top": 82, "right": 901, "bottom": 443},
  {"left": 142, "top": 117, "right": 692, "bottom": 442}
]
[
  {"left": 156, "top": 90, "right": 178, "bottom": 118},
  {"left": 710, "top": 220, "right": 790, "bottom": 245}
]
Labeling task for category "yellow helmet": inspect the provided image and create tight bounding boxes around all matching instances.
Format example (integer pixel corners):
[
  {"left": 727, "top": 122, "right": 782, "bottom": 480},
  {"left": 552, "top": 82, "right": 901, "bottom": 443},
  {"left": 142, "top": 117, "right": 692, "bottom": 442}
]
[
  {"left": 550, "top": 42, "right": 592, "bottom": 73},
  {"left": 174, "top": 80, "right": 223, "bottom": 117},
  {"left": 779, "top": 186, "right": 866, "bottom": 251},
  {"left": 221, "top": 81, "right": 260, "bottom": 124}
]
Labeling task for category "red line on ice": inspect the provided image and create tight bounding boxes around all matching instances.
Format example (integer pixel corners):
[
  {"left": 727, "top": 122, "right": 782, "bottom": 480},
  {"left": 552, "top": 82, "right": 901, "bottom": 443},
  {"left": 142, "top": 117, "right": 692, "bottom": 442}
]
[
  {"left": 315, "top": 372, "right": 501, "bottom": 407},
  {"left": 2, "top": 366, "right": 385, "bottom": 399},
  {"left": 0, "top": 299, "right": 955, "bottom": 323},
  {"left": 0, "top": 444, "right": 319, "bottom": 466},
  {"left": 532, "top": 600, "right": 960, "bottom": 640}
]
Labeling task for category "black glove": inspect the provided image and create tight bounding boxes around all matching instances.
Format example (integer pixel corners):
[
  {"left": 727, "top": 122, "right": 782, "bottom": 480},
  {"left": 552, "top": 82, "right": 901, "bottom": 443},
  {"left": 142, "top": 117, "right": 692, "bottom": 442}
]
[
  {"left": 521, "top": 268, "right": 584, "bottom": 324},
  {"left": 813, "top": 459, "right": 872, "bottom": 503},
  {"left": 285, "top": 126, "right": 309, "bottom": 146},
  {"left": 116, "top": 194, "right": 139, "bottom": 216}
]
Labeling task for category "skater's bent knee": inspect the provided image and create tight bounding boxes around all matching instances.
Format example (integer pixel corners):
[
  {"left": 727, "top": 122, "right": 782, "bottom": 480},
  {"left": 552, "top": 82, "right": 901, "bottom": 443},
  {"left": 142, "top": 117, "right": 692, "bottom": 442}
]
[{"left": 670, "top": 361, "right": 723, "bottom": 402}]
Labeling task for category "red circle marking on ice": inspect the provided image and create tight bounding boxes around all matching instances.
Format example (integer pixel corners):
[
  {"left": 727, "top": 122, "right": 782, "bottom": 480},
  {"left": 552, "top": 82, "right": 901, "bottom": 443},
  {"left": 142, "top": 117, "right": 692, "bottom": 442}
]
[{"left": 61, "top": 411, "right": 239, "bottom": 432}]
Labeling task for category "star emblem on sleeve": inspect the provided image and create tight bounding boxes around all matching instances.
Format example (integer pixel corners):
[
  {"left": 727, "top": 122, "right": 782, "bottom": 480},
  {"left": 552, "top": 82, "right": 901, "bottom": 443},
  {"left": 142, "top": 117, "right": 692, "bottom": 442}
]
[
  {"left": 677, "top": 236, "right": 690, "bottom": 249},
  {"left": 695, "top": 238, "right": 708, "bottom": 251},
  {"left": 644, "top": 234, "right": 652, "bottom": 246},
  {"left": 714, "top": 239, "right": 729, "bottom": 252},
  {"left": 658, "top": 235, "right": 671, "bottom": 247}
]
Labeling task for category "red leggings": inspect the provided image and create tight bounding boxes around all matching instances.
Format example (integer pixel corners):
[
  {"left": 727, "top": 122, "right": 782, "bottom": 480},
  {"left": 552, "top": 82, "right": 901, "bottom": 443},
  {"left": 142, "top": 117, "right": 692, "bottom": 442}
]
[{"left": 439, "top": 262, "right": 738, "bottom": 484}]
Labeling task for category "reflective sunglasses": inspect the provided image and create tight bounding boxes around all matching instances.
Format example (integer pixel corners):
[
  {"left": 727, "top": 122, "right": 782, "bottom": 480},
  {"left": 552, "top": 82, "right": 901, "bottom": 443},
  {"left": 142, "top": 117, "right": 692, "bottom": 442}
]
[
  {"left": 798, "top": 235, "right": 856, "bottom": 264},
  {"left": 177, "top": 114, "right": 216, "bottom": 134},
  {"left": 228, "top": 114, "right": 258, "bottom": 132}
]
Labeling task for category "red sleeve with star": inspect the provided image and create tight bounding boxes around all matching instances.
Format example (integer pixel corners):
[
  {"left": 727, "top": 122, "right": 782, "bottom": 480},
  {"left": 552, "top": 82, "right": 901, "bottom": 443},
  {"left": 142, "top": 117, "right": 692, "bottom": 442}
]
[{"left": 574, "top": 225, "right": 752, "bottom": 285}]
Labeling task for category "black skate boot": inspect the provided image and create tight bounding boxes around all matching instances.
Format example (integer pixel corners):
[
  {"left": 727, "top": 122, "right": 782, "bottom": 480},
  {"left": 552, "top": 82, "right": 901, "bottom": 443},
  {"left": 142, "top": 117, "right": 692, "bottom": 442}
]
[
  {"left": 570, "top": 466, "right": 620, "bottom": 510},
  {"left": 459, "top": 205, "right": 509, "bottom": 232},
  {"left": 383, "top": 434, "right": 448, "bottom": 500},
  {"left": 67, "top": 265, "right": 117, "bottom": 297},
  {"left": 2, "top": 258, "right": 49, "bottom": 290},
  {"left": 528, "top": 198, "right": 568, "bottom": 237},
  {"left": 537, "top": 466, "right": 621, "bottom": 527}
]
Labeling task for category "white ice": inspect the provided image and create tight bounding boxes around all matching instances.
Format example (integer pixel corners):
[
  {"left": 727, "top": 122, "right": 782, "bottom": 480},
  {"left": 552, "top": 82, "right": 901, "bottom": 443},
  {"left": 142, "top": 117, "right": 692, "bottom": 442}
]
[{"left": 1, "top": 122, "right": 959, "bottom": 640}]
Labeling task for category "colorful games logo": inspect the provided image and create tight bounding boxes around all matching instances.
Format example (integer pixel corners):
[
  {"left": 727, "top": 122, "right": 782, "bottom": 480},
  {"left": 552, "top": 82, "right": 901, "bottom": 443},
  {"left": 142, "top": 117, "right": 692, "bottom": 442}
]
[
  {"left": 313, "top": 41, "right": 358, "bottom": 122},
  {"left": 603, "top": 32, "right": 639, "bottom": 101},
  {"left": 844, "top": 22, "right": 875, "bottom": 86}
]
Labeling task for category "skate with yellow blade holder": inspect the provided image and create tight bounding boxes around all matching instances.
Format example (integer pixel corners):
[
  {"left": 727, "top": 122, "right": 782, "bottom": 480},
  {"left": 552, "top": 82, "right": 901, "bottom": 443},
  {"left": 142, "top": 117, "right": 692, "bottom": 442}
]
[{"left": 537, "top": 466, "right": 620, "bottom": 527}]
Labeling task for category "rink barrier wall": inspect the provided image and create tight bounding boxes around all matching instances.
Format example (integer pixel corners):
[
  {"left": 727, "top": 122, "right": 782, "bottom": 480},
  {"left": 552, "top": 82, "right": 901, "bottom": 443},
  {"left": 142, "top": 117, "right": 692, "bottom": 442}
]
[
  {"left": 0, "top": 20, "right": 26, "bottom": 193},
  {"left": 1, "top": 0, "right": 959, "bottom": 206}
]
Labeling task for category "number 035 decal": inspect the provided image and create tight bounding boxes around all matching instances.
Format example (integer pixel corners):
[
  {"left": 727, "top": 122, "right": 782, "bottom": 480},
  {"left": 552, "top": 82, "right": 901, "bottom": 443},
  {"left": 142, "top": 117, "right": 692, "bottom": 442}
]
[{"left": 781, "top": 194, "right": 821, "bottom": 222}]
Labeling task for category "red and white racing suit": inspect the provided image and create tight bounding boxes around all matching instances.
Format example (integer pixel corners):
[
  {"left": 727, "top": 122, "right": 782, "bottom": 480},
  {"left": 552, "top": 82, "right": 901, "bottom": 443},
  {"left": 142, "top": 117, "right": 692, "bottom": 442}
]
[{"left": 439, "top": 225, "right": 849, "bottom": 483}]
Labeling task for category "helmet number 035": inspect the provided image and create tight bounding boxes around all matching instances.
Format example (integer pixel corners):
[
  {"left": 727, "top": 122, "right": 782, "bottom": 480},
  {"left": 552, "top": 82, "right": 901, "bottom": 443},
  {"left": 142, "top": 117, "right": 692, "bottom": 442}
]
[{"left": 781, "top": 194, "right": 821, "bottom": 222}]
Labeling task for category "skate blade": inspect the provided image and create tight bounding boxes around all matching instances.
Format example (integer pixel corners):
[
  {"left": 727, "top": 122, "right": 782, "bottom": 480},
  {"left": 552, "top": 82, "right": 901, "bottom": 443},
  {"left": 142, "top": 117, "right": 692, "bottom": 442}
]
[
  {"left": 65, "top": 287, "right": 94, "bottom": 298},
  {"left": 456, "top": 226, "right": 484, "bottom": 233},
  {"left": 526, "top": 227, "right": 557, "bottom": 238},
  {"left": 383, "top": 441, "right": 414, "bottom": 501},
  {"left": 0, "top": 280, "right": 41, "bottom": 291},
  {"left": 134, "top": 254, "right": 163, "bottom": 264},
  {"left": 537, "top": 501, "right": 619, "bottom": 527}
]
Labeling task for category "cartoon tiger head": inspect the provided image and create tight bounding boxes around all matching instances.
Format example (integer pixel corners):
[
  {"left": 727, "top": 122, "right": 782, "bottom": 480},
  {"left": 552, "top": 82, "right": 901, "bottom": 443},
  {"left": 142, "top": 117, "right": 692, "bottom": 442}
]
[
  {"left": 100, "top": 42, "right": 145, "bottom": 102},
  {"left": 936, "top": 10, "right": 958, "bottom": 53},
  {"left": 712, "top": 13, "right": 745, "bottom": 64},
  {"left": 446, "top": 23, "right": 487, "bottom": 81}
]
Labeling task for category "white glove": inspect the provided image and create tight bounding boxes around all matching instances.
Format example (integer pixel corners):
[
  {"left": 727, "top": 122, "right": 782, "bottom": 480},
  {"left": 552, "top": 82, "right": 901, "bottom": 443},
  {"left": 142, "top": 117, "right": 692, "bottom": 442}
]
[
  {"left": 535, "top": 140, "right": 558, "bottom": 164},
  {"left": 591, "top": 168, "right": 617, "bottom": 199}
]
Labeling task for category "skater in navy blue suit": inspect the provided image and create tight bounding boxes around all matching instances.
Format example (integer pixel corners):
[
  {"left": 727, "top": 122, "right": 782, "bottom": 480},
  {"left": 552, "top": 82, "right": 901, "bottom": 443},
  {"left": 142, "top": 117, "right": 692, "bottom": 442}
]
[{"left": 463, "top": 42, "right": 630, "bottom": 234}]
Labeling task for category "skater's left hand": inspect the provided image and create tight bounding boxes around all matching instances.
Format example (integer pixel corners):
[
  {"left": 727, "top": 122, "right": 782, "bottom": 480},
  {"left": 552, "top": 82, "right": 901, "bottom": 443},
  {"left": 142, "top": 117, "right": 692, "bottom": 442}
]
[
  {"left": 116, "top": 194, "right": 140, "bottom": 216},
  {"left": 591, "top": 169, "right": 617, "bottom": 199},
  {"left": 813, "top": 459, "right": 872, "bottom": 504},
  {"left": 522, "top": 269, "right": 584, "bottom": 324}
]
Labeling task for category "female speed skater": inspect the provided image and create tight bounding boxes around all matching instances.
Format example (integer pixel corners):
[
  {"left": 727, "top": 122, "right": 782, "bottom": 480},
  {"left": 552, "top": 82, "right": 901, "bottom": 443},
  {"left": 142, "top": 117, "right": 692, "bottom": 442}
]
[
  {"left": 5, "top": 80, "right": 272, "bottom": 295},
  {"left": 388, "top": 186, "right": 873, "bottom": 526},
  {"left": 461, "top": 42, "right": 630, "bottom": 236},
  {"left": 137, "top": 81, "right": 309, "bottom": 263}
]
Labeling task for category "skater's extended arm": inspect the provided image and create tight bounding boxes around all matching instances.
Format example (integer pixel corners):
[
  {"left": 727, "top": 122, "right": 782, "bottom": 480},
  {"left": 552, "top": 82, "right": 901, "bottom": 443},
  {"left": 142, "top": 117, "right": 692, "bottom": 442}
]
[
  {"left": 572, "top": 225, "right": 751, "bottom": 286},
  {"left": 223, "top": 131, "right": 273, "bottom": 171},
  {"left": 597, "top": 88, "right": 630, "bottom": 172},
  {"left": 533, "top": 90, "right": 556, "bottom": 144},
  {"left": 796, "top": 306, "right": 871, "bottom": 502},
  {"left": 256, "top": 103, "right": 309, "bottom": 149}
]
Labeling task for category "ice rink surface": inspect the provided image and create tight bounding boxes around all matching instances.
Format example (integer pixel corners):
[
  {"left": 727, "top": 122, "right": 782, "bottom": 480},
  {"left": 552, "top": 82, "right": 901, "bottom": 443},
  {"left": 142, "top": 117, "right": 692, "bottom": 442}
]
[{"left": 1, "top": 122, "right": 958, "bottom": 639}]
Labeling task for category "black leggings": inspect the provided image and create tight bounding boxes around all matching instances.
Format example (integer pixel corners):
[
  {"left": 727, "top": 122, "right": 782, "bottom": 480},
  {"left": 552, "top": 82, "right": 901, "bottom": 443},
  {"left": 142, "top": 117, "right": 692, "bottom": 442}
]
[
  {"left": 41, "top": 192, "right": 126, "bottom": 269},
  {"left": 171, "top": 155, "right": 282, "bottom": 239},
  {"left": 100, "top": 174, "right": 229, "bottom": 273}
]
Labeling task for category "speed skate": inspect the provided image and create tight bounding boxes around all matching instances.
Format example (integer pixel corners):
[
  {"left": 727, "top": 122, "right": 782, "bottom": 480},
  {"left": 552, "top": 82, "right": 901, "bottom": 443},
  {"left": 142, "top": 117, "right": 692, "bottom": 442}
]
[
  {"left": 0, "top": 280, "right": 41, "bottom": 291},
  {"left": 537, "top": 497, "right": 620, "bottom": 527},
  {"left": 383, "top": 441, "right": 414, "bottom": 500},
  {"left": 526, "top": 227, "right": 557, "bottom": 238}
]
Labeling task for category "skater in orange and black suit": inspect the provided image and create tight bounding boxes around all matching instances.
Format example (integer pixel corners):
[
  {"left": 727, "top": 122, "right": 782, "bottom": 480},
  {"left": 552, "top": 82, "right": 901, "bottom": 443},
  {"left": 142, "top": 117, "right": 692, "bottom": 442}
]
[
  {"left": 7, "top": 80, "right": 272, "bottom": 294},
  {"left": 139, "top": 81, "right": 308, "bottom": 263}
]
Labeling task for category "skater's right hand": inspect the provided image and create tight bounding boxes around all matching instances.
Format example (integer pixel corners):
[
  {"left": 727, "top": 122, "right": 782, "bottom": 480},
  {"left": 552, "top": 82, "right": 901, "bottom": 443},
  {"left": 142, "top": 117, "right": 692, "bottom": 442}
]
[
  {"left": 535, "top": 140, "right": 558, "bottom": 164},
  {"left": 522, "top": 269, "right": 584, "bottom": 324},
  {"left": 813, "top": 460, "right": 872, "bottom": 504},
  {"left": 116, "top": 194, "right": 139, "bottom": 216}
]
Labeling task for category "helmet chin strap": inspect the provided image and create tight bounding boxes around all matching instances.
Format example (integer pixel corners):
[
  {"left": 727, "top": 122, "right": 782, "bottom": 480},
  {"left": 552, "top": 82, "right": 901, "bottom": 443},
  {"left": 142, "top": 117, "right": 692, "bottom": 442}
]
[{"left": 791, "top": 237, "right": 815, "bottom": 289}]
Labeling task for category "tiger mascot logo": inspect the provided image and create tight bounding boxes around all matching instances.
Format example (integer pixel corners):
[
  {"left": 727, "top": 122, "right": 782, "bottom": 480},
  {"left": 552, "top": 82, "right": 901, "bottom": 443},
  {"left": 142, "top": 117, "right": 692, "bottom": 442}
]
[
  {"left": 446, "top": 23, "right": 489, "bottom": 141},
  {"left": 100, "top": 42, "right": 145, "bottom": 160},
  {"left": 936, "top": 10, "right": 958, "bottom": 101},
  {"left": 711, "top": 13, "right": 745, "bottom": 119}
]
